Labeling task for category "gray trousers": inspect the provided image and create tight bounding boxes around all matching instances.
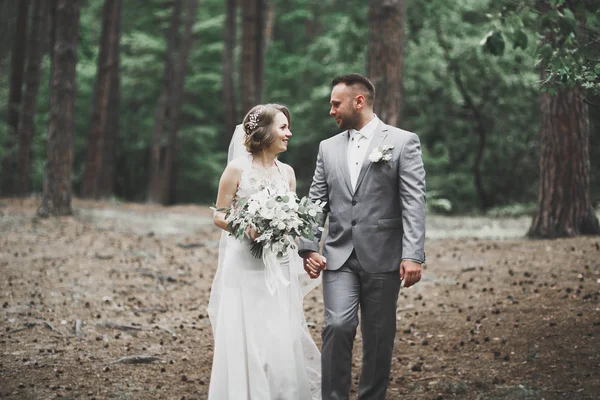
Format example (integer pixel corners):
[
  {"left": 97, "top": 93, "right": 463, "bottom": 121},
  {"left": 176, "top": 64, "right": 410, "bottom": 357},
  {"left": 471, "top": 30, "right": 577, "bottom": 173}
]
[{"left": 321, "top": 251, "right": 401, "bottom": 400}]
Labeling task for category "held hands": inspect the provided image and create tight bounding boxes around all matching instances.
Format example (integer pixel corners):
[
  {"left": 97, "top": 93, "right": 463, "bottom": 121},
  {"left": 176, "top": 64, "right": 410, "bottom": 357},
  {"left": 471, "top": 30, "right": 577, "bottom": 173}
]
[
  {"left": 303, "top": 252, "right": 326, "bottom": 279},
  {"left": 400, "top": 260, "right": 422, "bottom": 288}
]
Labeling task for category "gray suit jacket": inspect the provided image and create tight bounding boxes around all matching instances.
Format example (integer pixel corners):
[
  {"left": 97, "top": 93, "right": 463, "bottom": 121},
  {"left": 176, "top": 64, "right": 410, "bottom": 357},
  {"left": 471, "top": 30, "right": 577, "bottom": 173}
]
[{"left": 298, "top": 121, "right": 426, "bottom": 273}]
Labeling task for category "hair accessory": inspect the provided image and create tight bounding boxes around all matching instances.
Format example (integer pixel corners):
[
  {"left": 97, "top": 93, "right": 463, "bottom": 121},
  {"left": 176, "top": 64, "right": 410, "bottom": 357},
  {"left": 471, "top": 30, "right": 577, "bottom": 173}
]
[{"left": 244, "top": 107, "right": 264, "bottom": 135}]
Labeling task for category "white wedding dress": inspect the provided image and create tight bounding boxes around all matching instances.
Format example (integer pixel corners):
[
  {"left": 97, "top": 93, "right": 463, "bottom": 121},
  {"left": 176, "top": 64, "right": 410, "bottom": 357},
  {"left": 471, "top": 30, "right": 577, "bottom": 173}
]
[{"left": 208, "top": 153, "right": 321, "bottom": 400}]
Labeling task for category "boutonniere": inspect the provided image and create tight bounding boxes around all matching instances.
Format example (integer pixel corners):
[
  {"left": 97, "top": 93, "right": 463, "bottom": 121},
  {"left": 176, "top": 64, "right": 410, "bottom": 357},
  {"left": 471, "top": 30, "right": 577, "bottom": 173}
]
[{"left": 368, "top": 144, "right": 394, "bottom": 165}]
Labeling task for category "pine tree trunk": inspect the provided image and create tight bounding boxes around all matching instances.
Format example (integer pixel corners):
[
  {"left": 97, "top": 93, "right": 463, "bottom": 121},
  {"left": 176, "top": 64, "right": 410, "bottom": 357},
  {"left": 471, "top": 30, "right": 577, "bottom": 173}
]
[
  {"left": 223, "top": 0, "right": 237, "bottom": 148},
  {"left": 528, "top": 85, "right": 600, "bottom": 237},
  {"left": 0, "top": 2, "right": 18, "bottom": 63},
  {"left": 102, "top": 17, "right": 120, "bottom": 197},
  {"left": 3, "top": 0, "right": 30, "bottom": 195},
  {"left": 164, "top": 0, "right": 198, "bottom": 204},
  {"left": 17, "top": 0, "right": 46, "bottom": 196},
  {"left": 48, "top": 0, "right": 57, "bottom": 77},
  {"left": 149, "top": 87, "right": 169, "bottom": 203},
  {"left": 82, "top": 0, "right": 121, "bottom": 199},
  {"left": 240, "top": 0, "right": 264, "bottom": 114},
  {"left": 37, "top": 0, "right": 80, "bottom": 217},
  {"left": 148, "top": 0, "right": 183, "bottom": 204},
  {"left": 367, "top": 0, "right": 405, "bottom": 127}
]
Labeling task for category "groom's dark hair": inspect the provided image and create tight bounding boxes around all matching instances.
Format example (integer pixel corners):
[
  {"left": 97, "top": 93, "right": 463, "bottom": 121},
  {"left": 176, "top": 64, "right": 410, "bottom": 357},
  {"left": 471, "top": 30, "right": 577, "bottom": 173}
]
[{"left": 332, "top": 74, "right": 375, "bottom": 105}]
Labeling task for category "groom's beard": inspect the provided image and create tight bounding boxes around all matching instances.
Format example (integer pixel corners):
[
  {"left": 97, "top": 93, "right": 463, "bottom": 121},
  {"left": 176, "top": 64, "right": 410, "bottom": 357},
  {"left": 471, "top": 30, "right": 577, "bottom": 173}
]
[{"left": 338, "top": 112, "right": 361, "bottom": 131}]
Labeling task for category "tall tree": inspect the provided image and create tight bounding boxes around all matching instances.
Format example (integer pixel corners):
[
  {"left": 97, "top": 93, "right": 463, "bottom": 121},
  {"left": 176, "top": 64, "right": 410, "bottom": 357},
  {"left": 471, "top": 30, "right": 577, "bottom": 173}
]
[
  {"left": 0, "top": 2, "right": 18, "bottom": 63},
  {"left": 240, "top": 0, "right": 264, "bottom": 114},
  {"left": 367, "top": 0, "right": 406, "bottom": 127},
  {"left": 16, "top": 0, "right": 46, "bottom": 196},
  {"left": 164, "top": 0, "right": 198, "bottom": 203},
  {"left": 37, "top": 0, "right": 81, "bottom": 217},
  {"left": 3, "top": 0, "right": 30, "bottom": 195},
  {"left": 223, "top": 0, "right": 237, "bottom": 146},
  {"left": 103, "top": 28, "right": 120, "bottom": 196},
  {"left": 526, "top": 0, "right": 600, "bottom": 237},
  {"left": 148, "top": 0, "right": 198, "bottom": 204},
  {"left": 528, "top": 84, "right": 600, "bottom": 237},
  {"left": 48, "top": 0, "right": 57, "bottom": 80},
  {"left": 149, "top": 0, "right": 182, "bottom": 205},
  {"left": 82, "top": 0, "right": 121, "bottom": 199}
]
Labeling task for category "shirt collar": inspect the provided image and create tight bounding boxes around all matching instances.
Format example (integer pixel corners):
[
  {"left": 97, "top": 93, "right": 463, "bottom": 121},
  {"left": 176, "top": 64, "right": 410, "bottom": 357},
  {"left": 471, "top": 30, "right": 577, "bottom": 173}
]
[{"left": 348, "top": 115, "right": 379, "bottom": 139}]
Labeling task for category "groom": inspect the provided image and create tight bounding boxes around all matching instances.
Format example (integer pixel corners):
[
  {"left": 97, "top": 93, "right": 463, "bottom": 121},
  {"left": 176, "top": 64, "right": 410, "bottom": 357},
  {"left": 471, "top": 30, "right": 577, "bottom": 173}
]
[{"left": 299, "top": 73, "right": 426, "bottom": 400}]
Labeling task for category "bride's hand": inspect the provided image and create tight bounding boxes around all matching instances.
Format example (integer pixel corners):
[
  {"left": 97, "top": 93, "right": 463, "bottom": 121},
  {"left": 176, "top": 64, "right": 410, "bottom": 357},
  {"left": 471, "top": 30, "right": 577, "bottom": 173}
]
[
  {"left": 245, "top": 226, "right": 259, "bottom": 241},
  {"left": 303, "top": 252, "right": 326, "bottom": 279}
]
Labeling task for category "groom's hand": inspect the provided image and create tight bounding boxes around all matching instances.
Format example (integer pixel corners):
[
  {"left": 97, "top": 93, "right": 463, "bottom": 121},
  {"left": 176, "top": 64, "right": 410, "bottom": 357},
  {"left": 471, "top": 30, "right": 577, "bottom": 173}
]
[
  {"left": 400, "top": 260, "right": 422, "bottom": 288},
  {"left": 302, "top": 252, "right": 326, "bottom": 279}
]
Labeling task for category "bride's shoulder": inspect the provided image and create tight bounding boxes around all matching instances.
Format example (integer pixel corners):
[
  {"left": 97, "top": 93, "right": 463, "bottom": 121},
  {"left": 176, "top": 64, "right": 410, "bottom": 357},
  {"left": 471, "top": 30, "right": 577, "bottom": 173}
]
[
  {"left": 227, "top": 155, "right": 250, "bottom": 171},
  {"left": 221, "top": 157, "right": 246, "bottom": 181},
  {"left": 278, "top": 161, "right": 296, "bottom": 178}
]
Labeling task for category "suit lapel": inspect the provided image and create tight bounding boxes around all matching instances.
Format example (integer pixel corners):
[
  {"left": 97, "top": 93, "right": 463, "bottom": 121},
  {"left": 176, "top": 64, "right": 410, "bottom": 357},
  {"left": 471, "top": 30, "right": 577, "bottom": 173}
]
[
  {"left": 354, "top": 122, "right": 388, "bottom": 193},
  {"left": 337, "top": 131, "right": 354, "bottom": 194}
]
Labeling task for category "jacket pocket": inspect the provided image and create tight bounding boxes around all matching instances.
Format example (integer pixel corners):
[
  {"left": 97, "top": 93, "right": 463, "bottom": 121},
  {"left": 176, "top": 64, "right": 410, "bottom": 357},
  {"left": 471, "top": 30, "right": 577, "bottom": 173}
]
[
  {"left": 377, "top": 217, "right": 403, "bottom": 230},
  {"left": 327, "top": 219, "right": 340, "bottom": 236}
]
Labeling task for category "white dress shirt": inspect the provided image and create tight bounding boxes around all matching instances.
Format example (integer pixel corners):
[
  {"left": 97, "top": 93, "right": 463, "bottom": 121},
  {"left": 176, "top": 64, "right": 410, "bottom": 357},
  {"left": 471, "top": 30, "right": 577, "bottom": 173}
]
[{"left": 347, "top": 115, "right": 379, "bottom": 191}]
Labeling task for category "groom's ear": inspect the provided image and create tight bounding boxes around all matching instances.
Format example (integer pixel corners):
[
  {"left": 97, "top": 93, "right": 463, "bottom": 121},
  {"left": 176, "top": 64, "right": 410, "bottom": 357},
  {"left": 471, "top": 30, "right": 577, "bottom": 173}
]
[{"left": 355, "top": 94, "right": 366, "bottom": 109}]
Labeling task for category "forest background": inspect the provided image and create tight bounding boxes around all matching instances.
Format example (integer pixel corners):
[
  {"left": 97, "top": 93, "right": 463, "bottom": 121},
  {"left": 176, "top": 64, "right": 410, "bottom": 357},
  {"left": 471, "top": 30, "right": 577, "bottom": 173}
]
[
  {"left": 1, "top": 0, "right": 599, "bottom": 220},
  {"left": 2, "top": 2, "right": 600, "bottom": 398}
]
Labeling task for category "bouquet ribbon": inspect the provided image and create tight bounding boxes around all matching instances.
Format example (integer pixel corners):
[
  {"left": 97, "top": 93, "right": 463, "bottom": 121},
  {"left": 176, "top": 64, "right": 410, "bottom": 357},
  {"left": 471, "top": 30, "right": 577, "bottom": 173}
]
[{"left": 263, "top": 248, "right": 291, "bottom": 296}]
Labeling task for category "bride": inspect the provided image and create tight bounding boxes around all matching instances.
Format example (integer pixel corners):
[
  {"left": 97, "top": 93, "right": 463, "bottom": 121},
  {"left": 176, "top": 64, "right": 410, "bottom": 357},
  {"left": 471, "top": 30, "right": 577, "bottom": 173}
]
[{"left": 208, "top": 104, "right": 321, "bottom": 399}]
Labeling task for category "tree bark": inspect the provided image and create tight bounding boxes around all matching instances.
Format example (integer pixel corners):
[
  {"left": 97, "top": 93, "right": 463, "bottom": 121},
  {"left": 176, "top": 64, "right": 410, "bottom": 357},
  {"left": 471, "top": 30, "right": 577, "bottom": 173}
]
[
  {"left": 165, "top": 0, "right": 198, "bottom": 204},
  {"left": 7, "top": 0, "right": 29, "bottom": 138},
  {"left": 48, "top": 0, "right": 57, "bottom": 76},
  {"left": 82, "top": 0, "right": 121, "bottom": 199},
  {"left": 0, "top": 1, "right": 18, "bottom": 63},
  {"left": 3, "top": 0, "right": 30, "bottom": 195},
  {"left": 240, "top": 0, "right": 264, "bottom": 115},
  {"left": 37, "top": 0, "right": 81, "bottom": 217},
  {"left": 149, "top": 0, "right": 182, "bottom": 204},
  {"left": 367, "top": 0, "right": 405, "bottom": 127},
  {"left": 17, "top": 0, "right": 46, "bottom": 196},
  {"left": 223, "top": 0, "right": 237, "bottom": 148},
  {"left": 102, "top": 19, "right": 120, "bottom": 197},
  {"left": 528, "top": 85, "right": 600, "bottom": 237},
  {"left": 148, "top": 0, "right": 197, "bottom": 205}
]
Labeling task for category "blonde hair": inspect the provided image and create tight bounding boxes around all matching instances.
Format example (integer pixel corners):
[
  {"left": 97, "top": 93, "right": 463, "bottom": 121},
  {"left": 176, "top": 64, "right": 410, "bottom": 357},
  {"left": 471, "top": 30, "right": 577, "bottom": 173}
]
[{"left": 242, "top": 104, "right": 291, "bottom": 154}]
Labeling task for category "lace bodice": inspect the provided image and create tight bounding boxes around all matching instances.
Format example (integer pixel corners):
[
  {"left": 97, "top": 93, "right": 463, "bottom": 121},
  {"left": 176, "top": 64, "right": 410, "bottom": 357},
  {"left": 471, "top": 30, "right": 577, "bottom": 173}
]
[{"left": 236, "top": 154, "right": 290, "bottom": 198}]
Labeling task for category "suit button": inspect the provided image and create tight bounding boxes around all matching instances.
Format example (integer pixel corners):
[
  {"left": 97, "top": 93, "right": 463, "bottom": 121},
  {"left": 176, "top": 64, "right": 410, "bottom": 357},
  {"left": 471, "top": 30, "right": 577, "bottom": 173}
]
[
  {"left": 351, "top": 200, "right": 357, "bottom": 206},
  {"left": 351, "top": 221, "right": 356, "bottom": 226}
]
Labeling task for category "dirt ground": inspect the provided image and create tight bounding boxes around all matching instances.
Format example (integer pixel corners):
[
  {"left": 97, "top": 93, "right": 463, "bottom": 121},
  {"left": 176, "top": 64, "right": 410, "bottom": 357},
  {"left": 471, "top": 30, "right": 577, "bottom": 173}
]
[{"left": 1, "top": 198, "right": 599, "bottom": 400}]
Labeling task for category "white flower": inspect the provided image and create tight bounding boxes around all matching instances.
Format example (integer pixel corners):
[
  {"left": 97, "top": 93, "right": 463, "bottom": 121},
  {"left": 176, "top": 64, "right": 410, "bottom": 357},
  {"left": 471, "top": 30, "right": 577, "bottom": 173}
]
[
  {"left": 368, "top": 150, "right": 383, "bottom": 163},
  {"left": 247, "top": 200, "right": 260, "bottom": 215},
  {"left": 276, "top": 208, "right": 289, "bottom": 220},
  {"left": 262, "top": 206, "right": 275, "bottom": 219},
  {"left": 286, "top": 195, "right": 299, "bottom": 211},
  {"left": 223, "top": 188, "right": 324, "bottom": 259},
  {"left": 369, "top": 145, "right": 394, "bottom": 165},
  {"left": 287, "top": 218, "right": 300, "bottom": 230}
]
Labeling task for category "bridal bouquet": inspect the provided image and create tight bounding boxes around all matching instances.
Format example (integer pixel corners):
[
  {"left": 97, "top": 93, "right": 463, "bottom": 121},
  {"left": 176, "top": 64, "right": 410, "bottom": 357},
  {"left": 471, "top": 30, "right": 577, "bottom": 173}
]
[{"left": 221, "top": 188, "right": 325, "bottom": 258}]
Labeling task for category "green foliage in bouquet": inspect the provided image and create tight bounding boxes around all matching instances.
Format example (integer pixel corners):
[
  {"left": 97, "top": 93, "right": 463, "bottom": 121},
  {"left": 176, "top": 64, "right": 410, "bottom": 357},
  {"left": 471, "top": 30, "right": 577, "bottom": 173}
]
[{"left": 214, "top": 188, "right": 325, "bottom": 258}]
